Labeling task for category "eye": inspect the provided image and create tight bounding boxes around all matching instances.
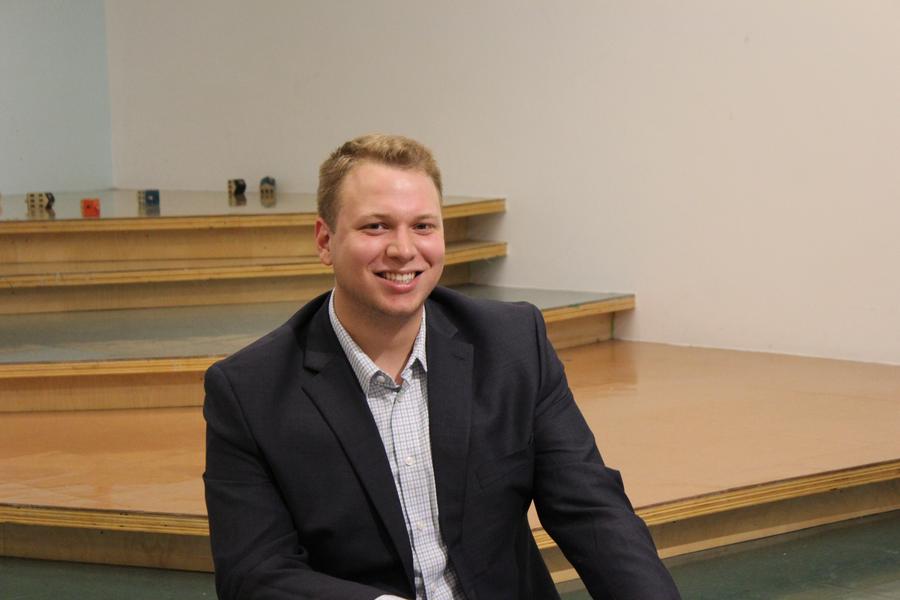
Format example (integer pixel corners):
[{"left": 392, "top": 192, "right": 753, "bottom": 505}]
[
  {"left": 362, "top": 222, "right": 387, "bottom": 232},
  {"left": 414, "top": 222, "right": 437, "bottom": 232}
]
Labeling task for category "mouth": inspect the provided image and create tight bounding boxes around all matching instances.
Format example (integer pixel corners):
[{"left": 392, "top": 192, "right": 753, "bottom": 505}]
[{"left": 377, "top": 271, "right": 420, "bottom": 284}]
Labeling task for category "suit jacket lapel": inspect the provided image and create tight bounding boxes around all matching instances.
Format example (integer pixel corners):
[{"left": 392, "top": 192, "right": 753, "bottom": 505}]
[
  {"left": 426, "top": 301, "right": 474, "bottom": 550},
  {"left": 300, "top": 302, "right": 415, "bottom": 586}
]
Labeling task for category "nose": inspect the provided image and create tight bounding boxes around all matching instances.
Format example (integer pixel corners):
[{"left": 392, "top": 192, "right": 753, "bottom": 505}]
[{"left": 386, "top": 229, "right": 416, "bottom": 261}]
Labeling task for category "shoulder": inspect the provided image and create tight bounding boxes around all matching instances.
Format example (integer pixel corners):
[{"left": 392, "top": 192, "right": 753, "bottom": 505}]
[
  {"left": 427, "top": 286, "right": 543, "bottom": 350},
  {"left": 208, "top": 291, "right": 330, "bottom": 380},
  {"left": 429, "top": 285, "right": 539, "bottom": 323}
]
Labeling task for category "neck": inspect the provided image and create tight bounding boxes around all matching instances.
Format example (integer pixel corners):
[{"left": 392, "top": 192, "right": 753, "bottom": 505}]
[{"left": 333, "top": 295, "right": 422, "bottom": 382}]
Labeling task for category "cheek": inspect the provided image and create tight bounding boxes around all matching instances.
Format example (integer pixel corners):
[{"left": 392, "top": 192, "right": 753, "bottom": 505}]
[
  {"left": 341, "top": 240, "right": 383, "bottom": 267},
  {"left": 422, "top": 239, "right": 445, "bottom": 264}
]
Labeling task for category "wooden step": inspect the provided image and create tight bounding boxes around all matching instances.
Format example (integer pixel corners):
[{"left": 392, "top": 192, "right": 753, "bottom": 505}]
[
  {"left": 0, "top": 240, "right": 507, "bottom": 314},
  {"left": 0, "top": 241, "right": 504, "bottom": 288},
  {"left": 0, "top": 190, "right": 505, "bottom": 262},
  {"left": 0, "top": 287, "right": 634, "bottom": 411},
  {"left": 2, "top": 341, "right": 898, "bottom": 575},
  {"left": 454, "top": 284, "right": 634, "bottom": 349}
]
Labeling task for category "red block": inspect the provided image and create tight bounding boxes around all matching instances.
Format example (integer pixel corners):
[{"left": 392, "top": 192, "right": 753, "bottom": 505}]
[{"left": 81, "top": 198, "right": 100, "bottom": 218}]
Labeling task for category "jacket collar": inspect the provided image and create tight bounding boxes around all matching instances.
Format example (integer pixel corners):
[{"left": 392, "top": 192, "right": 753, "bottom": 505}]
[
  {"left": 300, "top": 298, "right": 415, "bottom": 585},
  {"left": 424, "top": 297, "right": 474, "bottom": 551}
]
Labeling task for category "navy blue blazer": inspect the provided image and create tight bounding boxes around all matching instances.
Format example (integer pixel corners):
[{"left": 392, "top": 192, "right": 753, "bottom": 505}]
[{"left": 203, "top": 287, "right": 680, "bottom": 599}]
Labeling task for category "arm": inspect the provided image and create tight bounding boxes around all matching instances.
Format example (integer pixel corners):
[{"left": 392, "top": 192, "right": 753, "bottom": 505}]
[
  {"left": 204, "top": 364, "right": 391, "bottom": 600},
  {"left": 528, "top": 307, "right": 681, "bottom": 600}
]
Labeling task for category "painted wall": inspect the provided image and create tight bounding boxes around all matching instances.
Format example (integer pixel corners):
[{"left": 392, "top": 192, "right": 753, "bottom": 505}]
[
  {"left": 105, "top": 1, "right": 900, "bottom": 364},
  {"left": 0, "top": 0, "right": 112, "bottom": 193}
]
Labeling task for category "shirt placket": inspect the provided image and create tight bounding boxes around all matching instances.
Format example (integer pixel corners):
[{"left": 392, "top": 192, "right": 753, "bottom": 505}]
[{"left": 390, "top": 373, "right": 435, "bottom": 599}]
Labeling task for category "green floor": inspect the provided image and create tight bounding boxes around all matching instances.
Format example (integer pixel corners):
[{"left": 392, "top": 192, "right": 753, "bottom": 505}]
[
  {"left": 565, "top": 511, "right": 900, "bottom": 599},
  {"left": 2, "top": 512, "right": 898, "bottom": 599}
]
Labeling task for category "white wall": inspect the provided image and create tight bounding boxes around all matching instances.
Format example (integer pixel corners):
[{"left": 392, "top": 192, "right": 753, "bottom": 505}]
[
  {"left": 0, "top": 0, "right": 112, "bottom": 193},
  {"left": 105, "top": 1, "right": 900, "bottom": 365}
]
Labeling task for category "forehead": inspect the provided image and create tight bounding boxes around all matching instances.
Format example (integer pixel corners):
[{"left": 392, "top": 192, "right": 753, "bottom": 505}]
[{"left": 337, "top": 162, "right": 440, "bottom": 218}]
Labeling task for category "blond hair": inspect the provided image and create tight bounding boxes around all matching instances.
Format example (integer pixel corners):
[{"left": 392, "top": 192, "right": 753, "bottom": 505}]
[{"left": 317, "top": 134, "right": 443, "bottom": 228}]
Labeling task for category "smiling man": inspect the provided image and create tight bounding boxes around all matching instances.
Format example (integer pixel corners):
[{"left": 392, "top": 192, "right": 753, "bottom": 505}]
[
  {"left": 315, "top": 156, "right": 446, "bottom": 383},
  {"left": 203, "top": 134, "right": 681, "bottom": 600}
]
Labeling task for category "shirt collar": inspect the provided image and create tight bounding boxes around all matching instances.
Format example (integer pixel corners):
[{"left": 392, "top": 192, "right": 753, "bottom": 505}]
[{"left": 328, "top": 290, "right": 428, "bottom": 393}]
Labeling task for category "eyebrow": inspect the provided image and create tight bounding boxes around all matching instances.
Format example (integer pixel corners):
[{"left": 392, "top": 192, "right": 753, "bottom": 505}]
[{"left": 362, "top": 212, "right": 442, "bottom": 221}]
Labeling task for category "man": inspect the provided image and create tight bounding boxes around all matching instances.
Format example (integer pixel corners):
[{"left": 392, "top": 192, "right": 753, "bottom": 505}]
[{"left": 204, "top": 134, "right": 681, "bottom": 599}]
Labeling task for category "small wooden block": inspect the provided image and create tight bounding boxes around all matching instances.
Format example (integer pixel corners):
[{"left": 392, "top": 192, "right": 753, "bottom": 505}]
[
  {"left": 26, "top": 192, "right": 55, "bottom": 210},
  {"left": 81, "top": 198, "right": 101, "bottom": 218},
  {"left": 228, "top": 179, "right": 247, "bottom": 196},
  {"left": 137, "top": 190, "right": 160, "bottom": 206}
]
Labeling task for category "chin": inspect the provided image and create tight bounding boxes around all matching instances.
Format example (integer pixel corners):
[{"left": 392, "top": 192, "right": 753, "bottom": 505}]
[{"left": 377, "top": 299, "right": 427, "bottom": 320}]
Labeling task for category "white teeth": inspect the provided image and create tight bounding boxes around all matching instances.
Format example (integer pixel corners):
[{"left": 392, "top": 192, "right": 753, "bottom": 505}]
[{"left": 382, "top": 272, "right": 415, "bottom": 283}]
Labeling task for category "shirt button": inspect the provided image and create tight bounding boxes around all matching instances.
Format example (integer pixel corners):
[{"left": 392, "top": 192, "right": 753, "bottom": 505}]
[
  {"left": 416, "top": 520, "right": 426, "bottom": 532},
  {"left": 404, "top": 456, "right": 416, "bottom": 467}
]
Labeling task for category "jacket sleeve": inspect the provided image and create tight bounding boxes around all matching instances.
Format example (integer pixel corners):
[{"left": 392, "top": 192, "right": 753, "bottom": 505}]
[
  {"left": 203, "top": 364, "right": 391, "bottom": 600},
  {"left": 527, "top": 306, "right": 682, "bottom": 600}
]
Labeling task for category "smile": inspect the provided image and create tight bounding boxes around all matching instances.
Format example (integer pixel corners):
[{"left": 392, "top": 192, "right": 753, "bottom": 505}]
[{"left": 378, "top": 271, "right": 419, "bottom": 284}]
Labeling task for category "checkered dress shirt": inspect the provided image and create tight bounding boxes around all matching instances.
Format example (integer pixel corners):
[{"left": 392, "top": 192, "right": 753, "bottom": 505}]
[{"left": 328, "top": 292, "right": 464, "bottom": 600}]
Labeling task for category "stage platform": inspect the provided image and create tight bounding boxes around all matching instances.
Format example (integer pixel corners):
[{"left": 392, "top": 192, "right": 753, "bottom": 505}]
[
  {"left": 0, "top": 286, "right": 630, "bottom": 364},
  {"left": 0, "top": 286, "right": 631, "bottom": 412},
  {"left": 2, "top": 341, "right": 898, "bottom": 580},
  {"left": 2, "top": 189, "right": 898, "bottom": 582}
]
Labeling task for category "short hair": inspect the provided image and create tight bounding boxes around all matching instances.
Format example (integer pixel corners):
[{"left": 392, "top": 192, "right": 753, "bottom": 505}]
[{"left": 317, "top": 134, "right": 443, "bottom": 228}]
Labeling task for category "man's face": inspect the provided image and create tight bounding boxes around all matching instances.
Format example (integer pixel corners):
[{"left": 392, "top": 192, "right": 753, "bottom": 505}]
[{"left": 315, "top": 161, "right": 445, "bottom": 327}]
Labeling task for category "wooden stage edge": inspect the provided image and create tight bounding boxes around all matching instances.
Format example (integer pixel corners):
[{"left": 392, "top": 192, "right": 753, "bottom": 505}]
[{"left": 2, "top": 459, "right": 898, "bottom": 576}]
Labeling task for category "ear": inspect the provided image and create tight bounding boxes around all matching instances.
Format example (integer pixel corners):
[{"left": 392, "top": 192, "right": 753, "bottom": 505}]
[{"left": 314, "top": 217, "right": 334, "bottom": 266}]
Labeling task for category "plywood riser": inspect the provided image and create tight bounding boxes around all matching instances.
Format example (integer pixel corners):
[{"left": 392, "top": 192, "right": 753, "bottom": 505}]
[
  {"left": 549, "top": 478, "right": 900, "bottom": 584},
  {"left": 0, "top": 228, "right": 315, "bottom": 263},
  {"left": 0, "top": 264, "right": 473, "bottom": 315},
  {"left": 0, "top": 314, "right": 614, "bottom": 412},
  {"left": 0, "top": 523, "right": 213, "bottom": 572},
  {"left": 0, "top": 372, "right": 205, "bottom": 412},
  {"left": 0, "top": 219, "right": 471, "bottom": 263},
  {"left": 3, "top": 477, "right": 896, "bottom": 577}
]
